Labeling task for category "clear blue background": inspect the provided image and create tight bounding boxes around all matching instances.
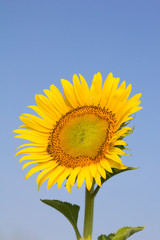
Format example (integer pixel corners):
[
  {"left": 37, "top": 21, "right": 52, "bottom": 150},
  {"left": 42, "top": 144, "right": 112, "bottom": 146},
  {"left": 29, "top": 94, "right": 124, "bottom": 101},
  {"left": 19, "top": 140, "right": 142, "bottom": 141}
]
[{"left": 1, "top": 0, "right": 160, "bottom": 239}]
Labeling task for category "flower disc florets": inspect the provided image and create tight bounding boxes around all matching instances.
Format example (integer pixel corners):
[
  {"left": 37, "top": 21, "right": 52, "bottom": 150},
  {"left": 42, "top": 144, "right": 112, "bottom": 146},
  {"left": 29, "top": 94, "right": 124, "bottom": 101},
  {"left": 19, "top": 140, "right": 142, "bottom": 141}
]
[{"left": 47, "top": 105, "right": 117, "bottom": 168}]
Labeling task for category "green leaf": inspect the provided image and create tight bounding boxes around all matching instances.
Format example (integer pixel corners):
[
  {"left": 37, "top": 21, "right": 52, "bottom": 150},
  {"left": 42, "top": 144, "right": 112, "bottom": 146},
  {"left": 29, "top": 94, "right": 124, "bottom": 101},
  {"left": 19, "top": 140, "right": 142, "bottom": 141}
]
[
  {"left": 98, "top": 226, "right": 145, "bottom": 240},
  {"left": 91, "top": 167, "right": 137, "bottom": 198},
  {"left": 41, "top": 199, "right": 81, "bottom": 240},
  {"left": 113, "top": 226, "right": 145, "bottom": 240},
  {"left": 98, "top": 233, "right": 115, "bottom": 240},
  {"left": 102, "top": 167, "right": 137, "bottom": 185}
]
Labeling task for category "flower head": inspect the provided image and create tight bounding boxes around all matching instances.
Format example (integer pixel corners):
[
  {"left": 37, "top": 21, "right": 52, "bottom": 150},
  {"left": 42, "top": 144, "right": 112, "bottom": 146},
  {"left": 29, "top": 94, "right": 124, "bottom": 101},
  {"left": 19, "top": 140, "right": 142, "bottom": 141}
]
[{"left": 14, "top": 73, "right": 142, "bottom": 193}]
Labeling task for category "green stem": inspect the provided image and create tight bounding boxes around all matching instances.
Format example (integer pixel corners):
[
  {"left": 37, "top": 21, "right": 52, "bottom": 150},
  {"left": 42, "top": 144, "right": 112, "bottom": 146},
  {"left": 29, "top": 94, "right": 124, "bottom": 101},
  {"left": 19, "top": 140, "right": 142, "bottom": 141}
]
[
  {"left": 90, "top": 185, "right": 100, "bottom": 199},
  {"left": 75, "top": 228, "right": 82, "bottom": 240},
  {"left": 83, "top": 184, "right": 95, "bottom": 240}
]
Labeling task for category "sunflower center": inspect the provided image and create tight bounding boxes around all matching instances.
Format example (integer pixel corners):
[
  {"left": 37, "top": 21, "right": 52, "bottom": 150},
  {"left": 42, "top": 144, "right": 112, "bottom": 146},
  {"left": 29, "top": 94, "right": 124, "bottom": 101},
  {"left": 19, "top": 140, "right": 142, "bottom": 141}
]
[
  {"left": 47, "top": 106, "right": 117, "bottom": 168},
  {"left": 59, "top": 114, "right": 108, "bottom": 158}
]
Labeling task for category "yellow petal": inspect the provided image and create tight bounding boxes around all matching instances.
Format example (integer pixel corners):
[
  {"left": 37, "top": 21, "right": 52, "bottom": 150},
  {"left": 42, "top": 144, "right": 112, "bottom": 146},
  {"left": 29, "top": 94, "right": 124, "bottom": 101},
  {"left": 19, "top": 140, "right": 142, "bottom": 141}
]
[
  {"left": 22, "top": 158, "right": 52, "bottom": 169},
  {"left": 73, "top": 74, "right": 85, "bottom": 105},
  {"left": 17, "top": 143, "right": 38, "bottom": 150},
  {"left": 15, "top": 147, "right": 47, "bottom": 157},
  {"left": 35, "top": 95, "right": 60, "bottom": 121},
  {"left": 113, "top": 83, "right": 132, "bottom": 113},
  {"left": 38, "top": 169, "right": 53, "bottom": 190},
  {"left": 123, "top": 83, "right": 132, "bottom": 101},
  {"left": 107, "top": 159, "right": 127, "bottom": 170},
  {"left": 116, "top": 93, "right": 142, "bottom": 119},
  {"left": 89, "top": 164, "right": 97, "bottom": 178},
  {"left": 119, "top": 116, "right": 133, "bottom": 124},
  {"left": 19, "top": 153, "right": 51, "bottom": 162},
  {"left": 114, "top": 140, "right": 127, "bottom": 146},
  {"left": 77, "top": 167, "right": 86, "bottom": 189},
  {"left": 67, "top": 167, "right": 81, "bottom": 186},
  {"left": 79, "top": 74, "right": 91, "bottom": 105},
  {"left": 109, "top": 147, "right": 128, "bottom": 155},
  {"left": 28, "top": 105, "right": 55, "bottom": 125},
  {"left": 105, "top": 153, "right": 122, "bottom": 164},
  {"left": 47, "top": 166, "right": 65, "bottom": 190},
  {"left": 100, "top": 159, "right": 113, "bottom": 173},
  {"left": 50, "top": 84, "right": 70, "bottom": 111},
  {"left": 94, "top": 171, "right": 101, "bottom": 186},
  {"left": 25, "top": 161, "right": 54, "bottom": 179},
  {"left": 44, "top": 88, "right": 69, "bottom": 114},
  {"left": 61, "top": 79, "right": 79, "bottom": 108},
  {"left": 13, "top": 128, "right": 47, "bottom": 137},
  {"left": 85, "top": 169, "right": 93, "bottom": 191},
  {"left": 107, "top": 81, "right": 126, "bottom": 113},
  {"left": 97, "top": 163, "right": 106, "bottom": 179},
  {"left": 19, "top": 116, "right": 49, "bottom": 133},
  {"left": 57, "top": 168, "right": 72, "bottom": 189},
  {"left": 37, "top": 166, "right": 54, "bottom": 186},
  {"left": 22, "top": 113, "right": 52, "bottom": 129},
  {"left": 66, "top": 178, "right": 73, "bottom": 193},
  {"left": 100, "top": 72, "right": 114, "bottom": 107},
  {"left": 14, "top": 134, "right": 48, "bottom": 145},
  {"left": 20, "top": 114, "right": 52, "bottom": 132},
  {"left": 114, "top": 127, "right": 132, "bottom": 140},
  {"left": 37, "top": 162, "right": 59, "bottom": 189},
  {"left": 105, "top": 77, "right": 120, "bottom": 109},
  {"left": 90, "top": 72, "right": 102, "bottom": 105},
  {"left": 117, "top": 105, "right": 142, "bottom": 127}
]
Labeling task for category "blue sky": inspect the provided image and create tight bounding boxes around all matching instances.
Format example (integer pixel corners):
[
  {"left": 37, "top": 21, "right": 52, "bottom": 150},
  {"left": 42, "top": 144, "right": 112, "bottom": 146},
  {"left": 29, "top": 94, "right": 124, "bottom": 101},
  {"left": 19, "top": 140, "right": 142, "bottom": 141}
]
[{"left": 1, "top": 0, "right": 160, "bottom": 239}]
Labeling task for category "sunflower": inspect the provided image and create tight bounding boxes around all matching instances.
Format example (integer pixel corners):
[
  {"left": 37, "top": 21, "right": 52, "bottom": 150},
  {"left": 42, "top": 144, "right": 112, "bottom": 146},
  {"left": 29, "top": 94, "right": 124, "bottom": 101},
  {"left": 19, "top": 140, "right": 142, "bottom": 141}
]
[{"left": 14, "top": 73, "right": 142, "bottom": 193}]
